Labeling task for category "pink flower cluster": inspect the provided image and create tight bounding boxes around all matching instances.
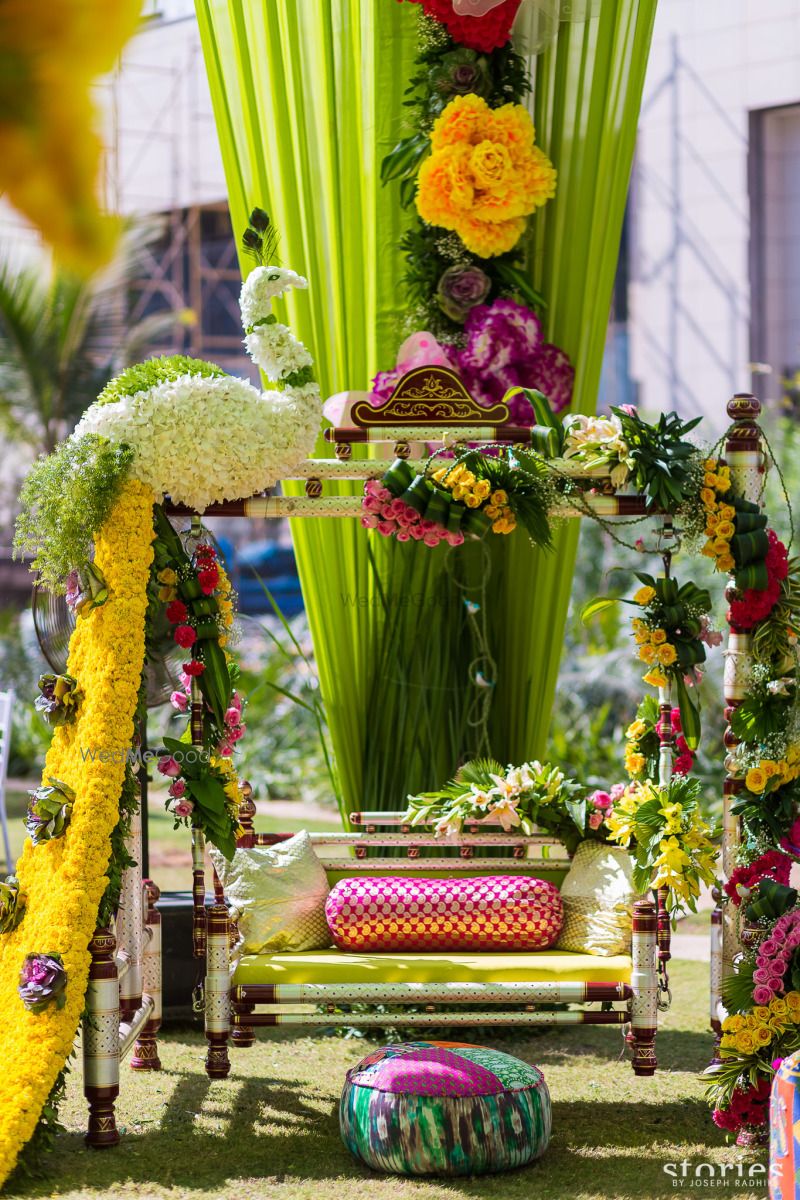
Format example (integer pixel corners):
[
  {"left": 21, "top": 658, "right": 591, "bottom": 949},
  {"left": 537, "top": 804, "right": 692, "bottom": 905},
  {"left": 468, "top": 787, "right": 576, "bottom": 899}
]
[
  {"left": 752, "top": 909, "right": 800, "bottom": 1005},
  {"left": 712, "top": 1078, "right": 770, "bottom": 1133},
  {"left": 587, "top": 790, "right": 613, "bottom": 830},
  {"left": 218, "top": 692, "right": 245, "bottom": 757},
  {"left": 156, "top": 754, "right": 194, "bottom": 820},
  {"left": 656, "top": 708, "right": 694, "bottom": 776},
  {"left": 360, "top": 479, "right": 464, "bottom": 547},
  {"left": 780, "top": 817, "right": 800, "bottom": 857}
]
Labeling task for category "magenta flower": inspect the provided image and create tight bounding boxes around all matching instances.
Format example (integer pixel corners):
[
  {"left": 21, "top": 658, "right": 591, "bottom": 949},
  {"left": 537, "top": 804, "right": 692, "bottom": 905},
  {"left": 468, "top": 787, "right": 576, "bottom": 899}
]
[
  {"left": 168, "top": 779, "right": 186, "bottom": 798},
  {"left": 225, "top": 706, "right": 242, "bottom": 728},
  {"left": 19, "top": 953, "right": 67, "bottom": 1013},
  {"left": 753, "top": 985, "right": 773, "bottom": 1005},
  {"left": 170, "top": 690, "right": 189, "bottom": 713},
  {"left": 172, "top": 799, "right": 194, "bottom": 819},
  {"left": 589, "top": 790, "right": 613, "bottom": 811}
]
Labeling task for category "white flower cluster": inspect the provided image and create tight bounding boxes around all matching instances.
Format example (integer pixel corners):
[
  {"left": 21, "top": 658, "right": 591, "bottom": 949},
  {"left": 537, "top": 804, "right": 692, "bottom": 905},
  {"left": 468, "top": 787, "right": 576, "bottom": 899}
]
[
  {"left": 73, "top": 372, "right": 320, "bottom": 512},
  {"left": 244, "top": 322, "right": 314, "bottom": 382},
  {"left": 239, "top": 265, "right": 307, "bottom": 330},
  {"left": 70, "top": 262, "right": 321, "bottom": 510}
]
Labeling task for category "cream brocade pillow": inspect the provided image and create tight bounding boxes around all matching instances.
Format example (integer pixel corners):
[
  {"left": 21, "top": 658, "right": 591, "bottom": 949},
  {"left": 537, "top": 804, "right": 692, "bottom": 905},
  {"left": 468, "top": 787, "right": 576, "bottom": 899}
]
[
  {"left": 209, "top": 830, "right": 331, "bottom": 954},
  {"left": 556, "top": 840, "right": 634, "bottom": 957}
]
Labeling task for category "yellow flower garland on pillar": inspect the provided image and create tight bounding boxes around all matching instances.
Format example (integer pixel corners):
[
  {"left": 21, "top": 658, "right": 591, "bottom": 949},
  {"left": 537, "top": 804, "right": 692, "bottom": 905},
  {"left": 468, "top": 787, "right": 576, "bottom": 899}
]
[{"left": 0, "top": 479, "right": 154, "bottom": 1184}]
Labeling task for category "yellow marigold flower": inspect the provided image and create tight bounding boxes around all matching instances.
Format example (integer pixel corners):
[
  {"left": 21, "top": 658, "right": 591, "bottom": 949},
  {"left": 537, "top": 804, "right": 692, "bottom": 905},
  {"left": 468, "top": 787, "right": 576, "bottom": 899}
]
[
  {"left": 626, "top": 719, "right": 647, "bottom": 739},
  {"left": 490, "top": 489, "right": 508, "bottom": 506},
  {"left": 633, "top": 586, "right": 656, "bottom": 606},
  {"left": 745, "top": 767, "right": 768, "bottom": 793},
  {"left": 643, "top": 669, "right": 669, "bottom": 689},
  {"left": 650, "top": 629, "right": 667, "bottom": 645},
  {"left": 417, "top": 94, "right": 556, "bottom": 259},
  {"left": 639, "top": 644, "right": 657, "bottom": 664},
  {"left": 473, "top": 479, "right": 491, "bottom": 501}
]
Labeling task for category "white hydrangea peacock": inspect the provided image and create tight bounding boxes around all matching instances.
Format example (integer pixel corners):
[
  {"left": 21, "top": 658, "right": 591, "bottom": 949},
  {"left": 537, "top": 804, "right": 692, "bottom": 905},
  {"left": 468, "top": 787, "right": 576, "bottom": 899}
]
[{"left": 73, "top": 214, "right": 320, "bottom": 513}]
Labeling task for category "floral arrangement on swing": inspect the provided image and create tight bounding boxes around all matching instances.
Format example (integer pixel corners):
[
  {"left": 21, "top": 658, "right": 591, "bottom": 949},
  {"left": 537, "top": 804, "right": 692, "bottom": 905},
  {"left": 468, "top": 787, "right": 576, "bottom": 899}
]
[{"left": 0, "top": 210, "right": 324, "bottom": 1183}]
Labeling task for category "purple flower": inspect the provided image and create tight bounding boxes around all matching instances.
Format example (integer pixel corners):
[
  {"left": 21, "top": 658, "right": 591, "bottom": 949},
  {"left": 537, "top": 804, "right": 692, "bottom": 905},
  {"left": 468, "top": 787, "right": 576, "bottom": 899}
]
[
  {"left": 431, "top": 49, "right": 490, "bottom": 99},
  {"left": 19, "top": 953, "right": 67, "bottom": 1013},
  {"left": 370, "top": 368, "right": 402, "bottom": 404},
  {"left": 436, "top": 264, "right": 492, "bottom": 323}
]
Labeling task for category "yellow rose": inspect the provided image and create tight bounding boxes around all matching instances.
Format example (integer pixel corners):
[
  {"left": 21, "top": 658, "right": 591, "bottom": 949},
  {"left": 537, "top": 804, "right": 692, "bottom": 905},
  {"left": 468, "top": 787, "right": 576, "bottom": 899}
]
[
  {"left": 753, "top": 1006, "right": 772, "bottom": 1022},
  {"left": 724, "top": 1015, "right": 744, "bottom": 1032},
  {"left": 452, "top": 484, "right": 469, "bottom": 501},
  {"left": 736, "top": 1032, "right": 755, "bottom": 1054},
  {"left": 715, "top": 521, "right": 735, "bottom": 539},
  {"left": 633, "top": 586, "right": 656, "bottom": 606},
  {"left": 639, "top": 645, "right": 657, "bottom": 664},
  {"left": 703, "top": 458, "right": 718, "bottom": 472},
  {"left": 469, "top": 139, "right": 513, "bottom": 188},
  {"left": 473, "top": 479, "right": 491, "bottom": 501},
  {"left": 625, "top": 753, "right": 646, "bottom": 775},
  {"left": 713, "top": 537, "right": 731, "bottom": 555},
  {"left": 700, "top": 488, "right": 716, "bottom": 506},
  {"left": 771, "top": 998, "right": 789, "bottom": 1017},
  {"left": 761, "top": 760, "right": 780, "bottom": 778},
  {"left": 717, "top": 554, "right": 735, "bottom": 572},
  {"left": 745, "top": 767, "right": 768, "bottom": 794},
  {"left": 484, "top": 504, "right": 500, "bottom": 519},
  {"left": 643, "top": 669, "right": 669, "bottom": 689},
  {"left": 785, "top": 991, "right": 800, "bottom": 1010},
  {"left": 651, "top": 629, "right": 667, "bottom": 645},
  {"left": 703, "top": 472, "right": 718, "bottom": 488},
  {"left": 701, "top": 540, "right": 717, "bottom": 558},
  {"left": 490, "top": 489, "right": 508, "bottom": 506},
  {"left": 626, "top": 720, "right": 647, "bottom": 739},
  {"left": 657, "top": 644, "right": 677, "bottom": 666},
  {"left": 634, "top": 631, "right": 649, "bottom": 645},
  {"left": 755, "top": 1025, "right": 773, "bottom": 1046},
  {"left": 719, "top": 504, "right": 735, "bottom": 520},
  {"left": 463, "top": 493, "right": 481, "bottom": 509}
]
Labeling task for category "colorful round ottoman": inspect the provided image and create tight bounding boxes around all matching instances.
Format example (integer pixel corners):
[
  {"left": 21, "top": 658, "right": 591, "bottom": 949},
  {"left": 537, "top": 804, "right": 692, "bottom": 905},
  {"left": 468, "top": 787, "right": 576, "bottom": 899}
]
[
  {"left": 770, "top": 1050, "right": 800, "bottom": 1197},
  {"left": 339, "top": 1041, "right": 551, "bottom": 1177}
]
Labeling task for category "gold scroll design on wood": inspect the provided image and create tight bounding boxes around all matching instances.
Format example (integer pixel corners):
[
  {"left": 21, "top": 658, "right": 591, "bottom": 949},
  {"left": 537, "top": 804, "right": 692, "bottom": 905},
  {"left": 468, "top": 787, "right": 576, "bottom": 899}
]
[{"left": 351, "top": 366, "right": 510, "bottom": 427}]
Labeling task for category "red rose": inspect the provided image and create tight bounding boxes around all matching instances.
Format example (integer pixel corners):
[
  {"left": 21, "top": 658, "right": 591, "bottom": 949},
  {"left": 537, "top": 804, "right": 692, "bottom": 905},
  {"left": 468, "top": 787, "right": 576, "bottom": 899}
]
[
  {"left": 183, "top": 660, "right": 205, "bottom": 677},
  {"left": 197, "top": 567, "right": 219, "bottom": 595},
  {"left": 174, "top": 624, "right": 197, "bottom": 649},
  {"left": 402, "top": 0, "right": 522, "bottom": 52},
  {"left": 165, "top": 600, "right": 188, "bottom": 624}
]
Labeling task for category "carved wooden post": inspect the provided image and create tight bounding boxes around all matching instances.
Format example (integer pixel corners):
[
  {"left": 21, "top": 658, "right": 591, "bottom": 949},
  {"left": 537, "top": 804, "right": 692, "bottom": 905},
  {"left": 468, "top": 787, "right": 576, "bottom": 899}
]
[
  {"left": 131, "top": 879, "right": 162, "bottom": 1070},
  {"left": 719, "top": 394, "right": 764, "bottom": 1003},
  {"left": 83, "top": 927, "right": 120, "bottom": 1148},
  {"left": 190, "top": 677, "right": 207, "bottom": 960},
  {"left": 205, "top": 882, "right": 231, "bottom": 1079},
  {"left": 629, "top": 899, "right": 658, "bottom": 1075},
  {"left": 231, "top": 781, "right": 255, "bottom": 1048}
]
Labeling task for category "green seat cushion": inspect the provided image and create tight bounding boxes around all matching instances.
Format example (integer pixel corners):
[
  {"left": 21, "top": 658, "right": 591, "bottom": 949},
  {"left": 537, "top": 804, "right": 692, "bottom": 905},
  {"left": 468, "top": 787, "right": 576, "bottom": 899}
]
[{"left": 233, "top": 948, "right": 632, "bottom": 986}]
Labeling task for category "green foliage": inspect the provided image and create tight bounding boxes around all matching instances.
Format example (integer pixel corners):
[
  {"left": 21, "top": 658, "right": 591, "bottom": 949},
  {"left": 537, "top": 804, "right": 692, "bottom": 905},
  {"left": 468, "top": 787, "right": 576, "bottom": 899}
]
[
  {"left": 240, "top": 206, "right": 280, "bottom": 267},
  {"left": 96, "top": 354, "right": 225, "bottom": 406},
  {"left": 613, "top": 407, "right": 702, "bottom": 511},
  {"left": 13, "top": 434, "right": 134, "bottom": 592}
]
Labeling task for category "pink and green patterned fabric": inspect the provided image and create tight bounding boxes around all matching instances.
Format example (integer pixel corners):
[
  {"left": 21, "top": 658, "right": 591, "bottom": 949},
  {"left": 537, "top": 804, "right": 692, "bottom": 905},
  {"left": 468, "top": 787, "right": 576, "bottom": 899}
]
[
  {"left": 340, "top": 1041, "right": 551, "bottom": 1176},
  {"left": 325, "top": 874, "right": 562, "bottom": 952}
]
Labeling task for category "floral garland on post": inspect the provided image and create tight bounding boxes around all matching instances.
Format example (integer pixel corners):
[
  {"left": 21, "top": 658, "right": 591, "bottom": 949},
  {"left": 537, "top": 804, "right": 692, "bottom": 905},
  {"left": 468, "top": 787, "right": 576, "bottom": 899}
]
[
  {"left": 0, "top": 479, "right": 154, "bottom": 1184},
  {"left": 370, "top": 1, "right": 574, "bottom": 422}
]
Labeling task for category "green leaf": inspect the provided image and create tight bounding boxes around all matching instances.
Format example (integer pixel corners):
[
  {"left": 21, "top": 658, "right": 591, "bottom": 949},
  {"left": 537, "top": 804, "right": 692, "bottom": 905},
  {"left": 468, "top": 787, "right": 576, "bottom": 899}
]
[{"left": 581, "top": 596, "right": 619, "bottom": 623}]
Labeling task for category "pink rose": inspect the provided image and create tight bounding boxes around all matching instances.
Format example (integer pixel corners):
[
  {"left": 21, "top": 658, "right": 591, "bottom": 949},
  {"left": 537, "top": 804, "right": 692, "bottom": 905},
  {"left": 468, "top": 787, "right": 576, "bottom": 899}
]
[
  {"left": 376, "top": 486, "right": 392, "bottom": 503},
  {"left": 172, "top": 799, "right": 194, "bottom": 819},
  {"left": 157, "top": 755, "right": 181, "bottom": 779},
  {"left": 753, "top": 968, "right": 769, "bottom": 984},
  {"left": 446, "top": 531, "right": 465, "bottom": 547},
  {"left": 588, "top": 811, "right": 604, "bottom": 829},
  {"left": 217, "top": 742, "right": 233, "bottom": 757},
  {"left": 229, "top": 725, "right": 245, "bottom": 742},
  {"left": 423, "top": 533, "right": 441, "bottom": 548},
  {"left": 396, "top": 530, "right": 411, "bottom": 542},
  {"left": 590, "top": 790, "right": 612, "bottom": 810},
  {"left": 360, "top": 514, "right": 379, "bottom": 529},
  {"left": 377, "top": 520, "right": 396, "bottom": 537},
  {"left": 610, "top": 783, "right": 626, "bottom": 802},
  {"left": 225, "top": 706, "right": 242, "bottom": 728},
  {"left": 168, "top": 779, "right": 186, "bottom": 798},
  {"left": 761, "top": 939, "right": 778, "bottom": 957},
  {"left": 170, "top": 690, "right": 189, "bottom": 713},
  {"left": 364, "top": 479, "right": 380, "bottom": 497},
  {"left": 409, "top": 526, "right": 425, "bottom": 541},
  {"left": 420, "top": 519, "right": 437, "bottom": 533},
  {"left": 362, "top": 496, "right": 382, "bottom": 514},
  {"left": 753, "top": 986, "right": 773, "bottom": 1005}
]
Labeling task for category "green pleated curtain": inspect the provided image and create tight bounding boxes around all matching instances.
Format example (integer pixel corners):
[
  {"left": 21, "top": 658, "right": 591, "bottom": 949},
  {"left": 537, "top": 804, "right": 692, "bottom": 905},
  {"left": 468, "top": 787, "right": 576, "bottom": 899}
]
[{"left": 195, "top": 0, "right": 657, "bottom": 815}]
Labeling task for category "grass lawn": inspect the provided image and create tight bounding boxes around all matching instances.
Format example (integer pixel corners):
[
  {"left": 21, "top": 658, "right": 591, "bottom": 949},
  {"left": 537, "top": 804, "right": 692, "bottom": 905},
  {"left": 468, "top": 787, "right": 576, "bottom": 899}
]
[{"left": 6, "top": 958, "right": 764, "bottom": 1200}]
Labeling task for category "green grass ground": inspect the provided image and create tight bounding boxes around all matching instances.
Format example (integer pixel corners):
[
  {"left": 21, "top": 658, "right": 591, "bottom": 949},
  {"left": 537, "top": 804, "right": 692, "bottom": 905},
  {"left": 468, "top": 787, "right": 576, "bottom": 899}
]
[{"left": 6, "top": 959, "right": 765, "bottom": 1200}]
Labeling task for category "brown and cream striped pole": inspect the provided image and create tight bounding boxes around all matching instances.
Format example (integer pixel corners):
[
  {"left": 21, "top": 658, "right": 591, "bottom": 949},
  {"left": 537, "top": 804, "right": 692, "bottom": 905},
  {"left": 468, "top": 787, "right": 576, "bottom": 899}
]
[
  {"left": 204, "top": 868, "right": 231, "bottom": 1079},
  {"left": 83, "top": 927, "right": 121, "bottom": 1147},
  {"left": 629, "top": 899, "right": 658, "bottom": 1075},
  {"left": 131, "top": 879, "right": 162, "bottom": 1071},
  {"left": 716, "top": 395, "right": 764, "bottom": 1017}
]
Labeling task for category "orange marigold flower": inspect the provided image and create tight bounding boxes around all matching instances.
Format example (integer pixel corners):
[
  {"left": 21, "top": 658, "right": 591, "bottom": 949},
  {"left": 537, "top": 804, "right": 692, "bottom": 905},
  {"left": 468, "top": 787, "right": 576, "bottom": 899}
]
[{"left": 417, "top": 94, "right": 556, "bottom": 259}]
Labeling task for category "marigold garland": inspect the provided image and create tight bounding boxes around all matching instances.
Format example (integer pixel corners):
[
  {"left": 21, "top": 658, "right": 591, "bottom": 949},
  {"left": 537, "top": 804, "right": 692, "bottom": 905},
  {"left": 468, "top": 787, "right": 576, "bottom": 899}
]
[{"left": 0, "top": 479, "right": 154, "bottom": 1185}]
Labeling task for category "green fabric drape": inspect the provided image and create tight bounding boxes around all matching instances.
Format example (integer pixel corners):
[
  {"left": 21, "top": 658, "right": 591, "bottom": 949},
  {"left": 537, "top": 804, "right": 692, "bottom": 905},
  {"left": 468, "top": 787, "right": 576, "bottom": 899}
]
[
  {"left": 489, "top": 1, "right": 658, "bottom": 761},
  {"left": 195, "top": 0, "right": 657, "bottom": 809}
]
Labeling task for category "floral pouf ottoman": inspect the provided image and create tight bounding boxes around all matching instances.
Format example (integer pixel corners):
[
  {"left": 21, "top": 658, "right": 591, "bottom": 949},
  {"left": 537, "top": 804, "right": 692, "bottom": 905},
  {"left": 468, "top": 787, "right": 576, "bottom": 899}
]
[{"left": 339, "top": 1041, "right": 551, "bottom": 1177}]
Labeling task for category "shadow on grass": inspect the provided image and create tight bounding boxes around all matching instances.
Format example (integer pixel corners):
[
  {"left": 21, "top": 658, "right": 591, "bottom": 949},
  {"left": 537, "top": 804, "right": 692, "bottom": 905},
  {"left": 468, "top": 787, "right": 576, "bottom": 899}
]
[{"left": 9, "top": 1065, "right": 733, "bottom": 1200}]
